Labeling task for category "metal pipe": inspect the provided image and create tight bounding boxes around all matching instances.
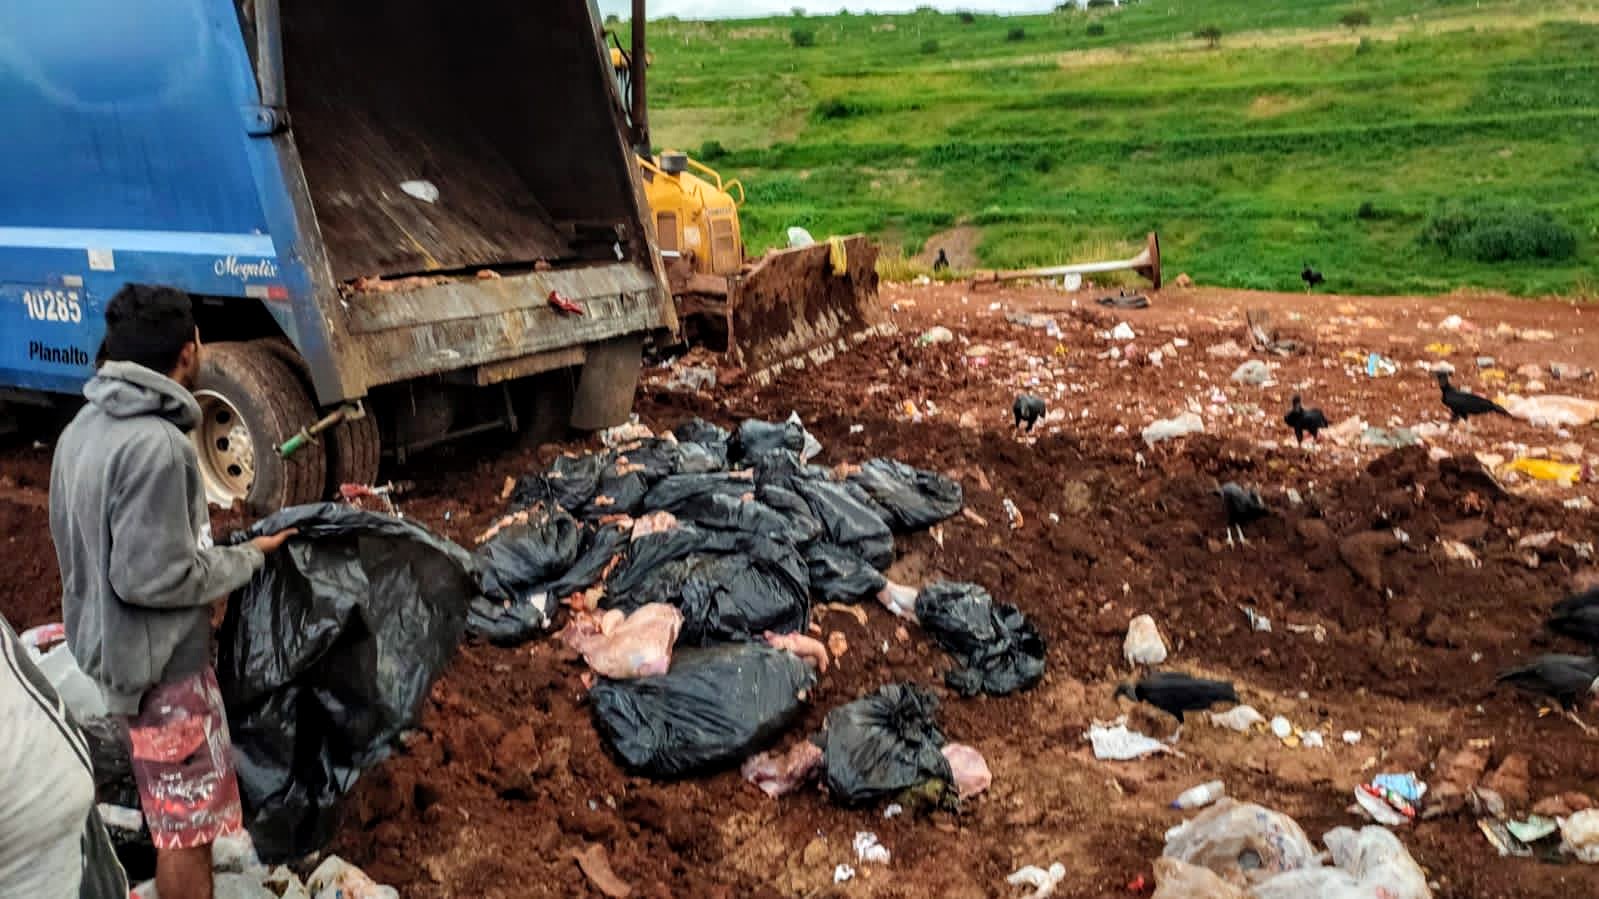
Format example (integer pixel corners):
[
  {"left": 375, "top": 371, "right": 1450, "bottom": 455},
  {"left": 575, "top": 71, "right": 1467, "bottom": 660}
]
[
  {"left": 974, "top": 232, "right": 1161, "bottom": 289},
  {"left": 630, "top": 0, "right": 651, "bottom": 154}
]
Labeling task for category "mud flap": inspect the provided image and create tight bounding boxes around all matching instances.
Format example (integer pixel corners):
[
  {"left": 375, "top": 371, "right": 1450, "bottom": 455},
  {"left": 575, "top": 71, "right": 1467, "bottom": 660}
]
[{"left": 571, "top": 334, "right": 645, "bottom": 431}]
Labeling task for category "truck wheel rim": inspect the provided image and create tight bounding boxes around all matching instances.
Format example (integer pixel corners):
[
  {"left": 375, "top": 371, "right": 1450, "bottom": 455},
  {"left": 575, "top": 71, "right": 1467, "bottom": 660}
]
[{"left": 193, "top": 390, "right": 256, "bottom": 504}]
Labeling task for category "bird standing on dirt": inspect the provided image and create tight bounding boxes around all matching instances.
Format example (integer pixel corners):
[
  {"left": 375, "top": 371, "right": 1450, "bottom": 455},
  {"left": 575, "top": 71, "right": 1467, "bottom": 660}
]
[
  {"left": 1301, "top": 264, "right": 1324, "bottom": 290},
  {"left": 1115, "top": 672, "right": 1239, "bottom": 741},
  {"left": 933, "top": 249, "right": 950, "bottom": 272},
  {"left": 1283, "top": 395, "right": 1328, "bottom": 445},
  {"left": 1218, "top": 482, "right": 1267, "bottom": 547},
  {"left": 1548, "top": 588, "right": 1599, "bottom": 651},
  {"left": 1013, "top": 394, "right": 1046, "bottom": 432},
  {"left": 1496, "top": 654, "right": 1599, "bottom": 733},
  {"left": 1435, "top": 372, "right": 1509, "bottom": 423}
]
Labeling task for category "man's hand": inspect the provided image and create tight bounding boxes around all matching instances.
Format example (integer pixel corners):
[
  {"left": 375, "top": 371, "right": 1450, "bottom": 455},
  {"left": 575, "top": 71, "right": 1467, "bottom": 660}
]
[{"left": 249, "top": 528, "right": 298, "bottom": 554}]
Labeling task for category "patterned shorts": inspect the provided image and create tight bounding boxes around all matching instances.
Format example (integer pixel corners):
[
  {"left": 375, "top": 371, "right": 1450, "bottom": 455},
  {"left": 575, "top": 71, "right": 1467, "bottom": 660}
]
[{"left": 125, "top": 667, "right": 243, "bottom": 850}]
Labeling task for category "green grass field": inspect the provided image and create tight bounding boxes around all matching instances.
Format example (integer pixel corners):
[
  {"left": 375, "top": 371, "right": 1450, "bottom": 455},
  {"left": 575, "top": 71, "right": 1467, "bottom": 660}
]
[{"left": 628, "top": 0, "right": 1599, "bottom": 297}]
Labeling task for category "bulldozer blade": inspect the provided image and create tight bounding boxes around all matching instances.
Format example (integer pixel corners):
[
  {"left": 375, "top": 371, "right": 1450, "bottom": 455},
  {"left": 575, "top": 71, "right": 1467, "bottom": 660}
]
[{"left": 724, "top": 236, "right": 892, "bottom": 384}]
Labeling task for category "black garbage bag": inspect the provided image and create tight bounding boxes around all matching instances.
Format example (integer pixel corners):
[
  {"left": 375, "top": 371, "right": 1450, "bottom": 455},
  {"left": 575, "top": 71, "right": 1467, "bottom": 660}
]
[
  {"left": 848, "top": 458, "right": 964, "bottom": 532},
  {"left": 474, "top": 507, "right": 583, "bottom": 602},
  {"left": 914, "top": 582, "right": 1045, "bottom": 697},
  {"left": 732, "top": 418, "right": 806, "bottom": 463},
  {"left": 757, "top": 452, "right": 895, "bottom": 570},
  {"left": 674, "top": 417, "right": 731, "bottom": 452},
  {"left": 578, "top": 469, "right": 650, "bottom": 520},
  {"left": 806, "top": 542, "right": 888, "bottom": 604},
  {"left": 642, "top": 472, "right": 753, "bottom": 511},
  {"left": 605, "top": 525, "right": 810, "bottom": 644},
  {"left": 219, "top": 504, "right": 474, "bottom": 862},
  {"left": 543, "top": 522, "right": 629, "bottom": 599},
  {"left": 591, "top": 643, "right": 816, "bottom": 778},
  {"left": 465, "top": 594, "right": 557, "bottom": 646},
  {"left": 653, "top": 487, "right": 821, "bottom": 546},
  {"left": 619, "top": 437, "right": 727, "bottom": 481},
  {"left": 819, "top": 684, "right": 952, "bottom": 807},
  {"left": 509, "top": 453, "right": 608, "bottom": 513}
]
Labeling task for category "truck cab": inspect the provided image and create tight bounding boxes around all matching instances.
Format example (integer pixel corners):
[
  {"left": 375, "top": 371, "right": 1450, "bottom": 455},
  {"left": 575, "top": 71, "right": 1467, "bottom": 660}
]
[{"left": 0, "top": 0, "right": 673, "bottom": 512}]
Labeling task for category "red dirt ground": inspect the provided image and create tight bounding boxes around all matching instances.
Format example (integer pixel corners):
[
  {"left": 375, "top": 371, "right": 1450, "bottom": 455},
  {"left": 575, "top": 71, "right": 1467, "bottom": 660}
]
[{"left": 3, "top": 284, "right": 1598, "bottom": 898}]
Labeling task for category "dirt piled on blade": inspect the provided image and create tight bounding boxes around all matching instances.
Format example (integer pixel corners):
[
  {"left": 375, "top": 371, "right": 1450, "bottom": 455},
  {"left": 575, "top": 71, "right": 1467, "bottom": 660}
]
[{"left": 4, "top": 285, "right": 1599, "bottom": 897}]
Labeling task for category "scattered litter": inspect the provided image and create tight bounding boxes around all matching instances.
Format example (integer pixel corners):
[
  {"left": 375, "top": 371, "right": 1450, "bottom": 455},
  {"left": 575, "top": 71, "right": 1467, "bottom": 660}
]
[
  {"left": 1003, "top": 498, "right": 1024, "bottom": 529},
  {"left": 834, "top": 864, "right": 856, "bottom": 884},
  {"left": 1560, "top": 809, "right": 1599, "bottom": 863},
  {"left": 1270, "top": 716, "right": 1294, "bottom": 739},
  {"left": 1088, "top": 718, "right": 1174, "bottom": 760},
  {"left": 1230, "top": 360, "right": 1273, "bottom": 387},
  {"left": 1301, "top": 731, "right": 1325, "bottom": 749},
  {"left": 1366, "top": 353, "right": 1398, "bottom": 378},
  {"left": 942, "top": 742, "right": 993, "bottom": 799},
  {"left": 917, "top": 326, "right": 955, "bottom": 346},
  {"left": 884, "top": 803, "right": 904, "bottom": 819},
  {"left": 398, "top": 179, "right": 439, "bottom": 203},
  {"left": 1343, "top": 730, "right": 1363, "bottom": 745},
  {"left": 1242, "top": 606, "right": 1272, "bottom": 632},
  {"left": 570, "top": 845, "right": 633, "bottom": 898},
  {"left": 1208, "top": 705, "right": 1265, "bottom": 732},
  {"left": 1143, "top": 412, "right": 1205, "bottom": 447},
  {"left": 1506, "top": 816, "right": 1559, "bottom": 844},
  {"left": 1438, "top": 539, "right": 1480, "bottom": 566},
  {"left": 1006, "top": 862, "right": 1067, "bottom": 899},
  {"left": 1503, "top": 457, "right": 1582, "bottom": 485},
  {"left": 1424, "top": 342, "right": 1456, "bottom": 357},
  {"left": 1206, "top": 340, "right": 1248, "bottom": 359},
  {"left": 787, "top": 226, "right": 815, "bottom": 247},
  {"left": 1355, "top": 772, "right": 1425, "bottom": 825},
  {"left": 1549, "top": 361, "right": 1595, "bottom": 381},
  {"left": 1503, "top": 394, "right": 1599, "bottom": 428},
  {"left": 854, "top": 831, "right": 891, "bottom": 864},
  {"left": 1109, "top": 322, "right": 1136, "bottom": 341},
  {"left": 1361, "top": 426, "right": 1421, "bottom": 449},
  {"left": 1173, "top": 781, "right": 1227, "bottom": 810},
  {"left": 664, "top": 364, "right": 717, "bottom": 392},
  {"left": 1476, "top": 356, "right": 1496, "bottom": 369},
  {"left": 1124, "top": 614, "right": 1169, "bottom": 666},
  {"left": 741, "top": 740, "right": 824, "bottom": 798}
]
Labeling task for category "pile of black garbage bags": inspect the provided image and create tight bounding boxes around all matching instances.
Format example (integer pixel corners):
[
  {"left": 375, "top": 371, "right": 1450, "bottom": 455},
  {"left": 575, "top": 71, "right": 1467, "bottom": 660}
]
[{"left": 213, "top": 416, "right": 1044, "bottom": 861}]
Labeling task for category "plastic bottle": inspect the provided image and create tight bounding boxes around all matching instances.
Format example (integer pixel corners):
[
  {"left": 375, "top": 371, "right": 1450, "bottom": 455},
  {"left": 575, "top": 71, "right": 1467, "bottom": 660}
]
[{"left": 1172, "top": 780, "right": 1227, "bottom": 810}]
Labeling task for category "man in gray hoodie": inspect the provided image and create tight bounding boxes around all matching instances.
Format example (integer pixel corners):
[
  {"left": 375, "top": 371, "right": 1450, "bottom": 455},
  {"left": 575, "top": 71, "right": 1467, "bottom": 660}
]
[{"left": 50, "top": 284, "right": 294, "bottom": 899}]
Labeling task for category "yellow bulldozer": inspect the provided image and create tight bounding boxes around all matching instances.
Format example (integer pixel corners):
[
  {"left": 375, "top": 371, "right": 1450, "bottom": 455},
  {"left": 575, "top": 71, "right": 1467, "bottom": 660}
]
[{"left": 609, "top": 4, "right": 885, "bottom": 379}]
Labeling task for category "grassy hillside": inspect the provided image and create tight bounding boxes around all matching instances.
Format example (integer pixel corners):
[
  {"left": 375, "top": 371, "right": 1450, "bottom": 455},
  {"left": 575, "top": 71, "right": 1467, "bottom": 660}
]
[{"left": 630, "top": 0, "right": 1599, "bottom": 297}]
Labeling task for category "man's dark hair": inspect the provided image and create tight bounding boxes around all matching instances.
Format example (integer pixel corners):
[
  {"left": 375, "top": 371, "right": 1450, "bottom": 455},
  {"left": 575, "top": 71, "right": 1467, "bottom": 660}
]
[{"left": 97, "top": 285, "right": 196, "bottom": 373}]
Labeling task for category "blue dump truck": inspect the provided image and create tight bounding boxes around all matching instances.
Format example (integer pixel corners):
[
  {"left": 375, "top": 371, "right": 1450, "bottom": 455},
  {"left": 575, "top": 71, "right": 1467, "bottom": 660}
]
[{"left": 0, "top": 0, "right": 674, "bottom": 511}]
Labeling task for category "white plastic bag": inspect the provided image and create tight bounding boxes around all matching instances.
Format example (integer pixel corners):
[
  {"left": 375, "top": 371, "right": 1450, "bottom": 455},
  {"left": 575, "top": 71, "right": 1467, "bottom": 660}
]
[
  {"left": 1151, "top": 858, "right": 1246, "bottom": 899},
  {"left": 1162, "top": 800, "right": 1319, "bottom": 886},
  {"left": 1124, "top": 614, "right": 1168, "bottom": 666},
  {"left": 1560, "top": 809, "right": 1599, "bottom": 863},
  {"left": 1323, "top": 826, "right": 1432, "bottom": 898}
]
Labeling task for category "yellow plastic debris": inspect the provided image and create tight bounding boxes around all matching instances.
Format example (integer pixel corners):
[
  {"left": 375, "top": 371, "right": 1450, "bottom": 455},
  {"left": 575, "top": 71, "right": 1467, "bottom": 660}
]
[
  {"left": 1424, "top": 342, "right": 1456, "bottom": 356},
  {"left": 1503, "top": 458, "right": 1582, "bottom": 485}
]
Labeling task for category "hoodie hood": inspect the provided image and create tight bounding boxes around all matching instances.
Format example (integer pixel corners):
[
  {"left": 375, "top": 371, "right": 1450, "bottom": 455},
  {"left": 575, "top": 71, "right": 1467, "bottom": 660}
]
[{"left": 83, "top": 361, "right": 201, "bottom": 432}]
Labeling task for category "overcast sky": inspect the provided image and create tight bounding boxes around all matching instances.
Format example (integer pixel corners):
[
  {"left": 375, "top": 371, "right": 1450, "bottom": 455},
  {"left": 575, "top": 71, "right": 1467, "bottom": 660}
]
[{"left": 598, "top": 1, "right": 1058, "bottom": 19}]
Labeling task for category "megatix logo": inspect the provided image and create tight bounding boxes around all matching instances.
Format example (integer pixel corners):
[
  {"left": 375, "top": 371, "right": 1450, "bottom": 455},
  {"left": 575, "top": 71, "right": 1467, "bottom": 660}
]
[{"left": 214, "top": 256, "right": 279, "bottom": 281}]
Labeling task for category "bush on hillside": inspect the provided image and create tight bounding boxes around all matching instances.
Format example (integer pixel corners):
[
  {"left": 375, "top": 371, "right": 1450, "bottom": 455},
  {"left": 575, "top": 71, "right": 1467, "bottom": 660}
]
[
  {"left": 1194, "top": 25, "right": 1223, "bottom": 48},
  {"left": 959, "top": 11, "right": 976, "bottom": 24},
  {"left": 699, "top": 140, "right": 728, "bottom": 162},
  {"left": 1421, "top": 201, "right": 1577, "bottom": 262},
  {"left": 1340, "top": 10, "right": 1372, "bottom": 30},
  {"left": 1355, "top": 36, "right": 1375, "bottom": 55},
  {"left": 921, "top": 38, "right": 941, "bottom": 54},
  {"left": 1007, "top": 27, "right": 1027, "bottom": 42},
  {"left": 791, "top": 28, "right": 816, "bottom": 47},
  {"left": 1086, "top": 22, "right": 1106, "bottom": 36},
  {"left": 812, "top": 98, "right": 864, "bottom": 121}
]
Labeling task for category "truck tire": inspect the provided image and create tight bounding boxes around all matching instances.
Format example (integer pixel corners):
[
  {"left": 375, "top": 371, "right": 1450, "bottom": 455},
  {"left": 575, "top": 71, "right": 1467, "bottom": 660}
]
[
  {"left": 192, "top": 342, "right": 327, "bottom": 515},
  {"left": 257, "top": 338, "right": 382, "bottom": 492}
]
